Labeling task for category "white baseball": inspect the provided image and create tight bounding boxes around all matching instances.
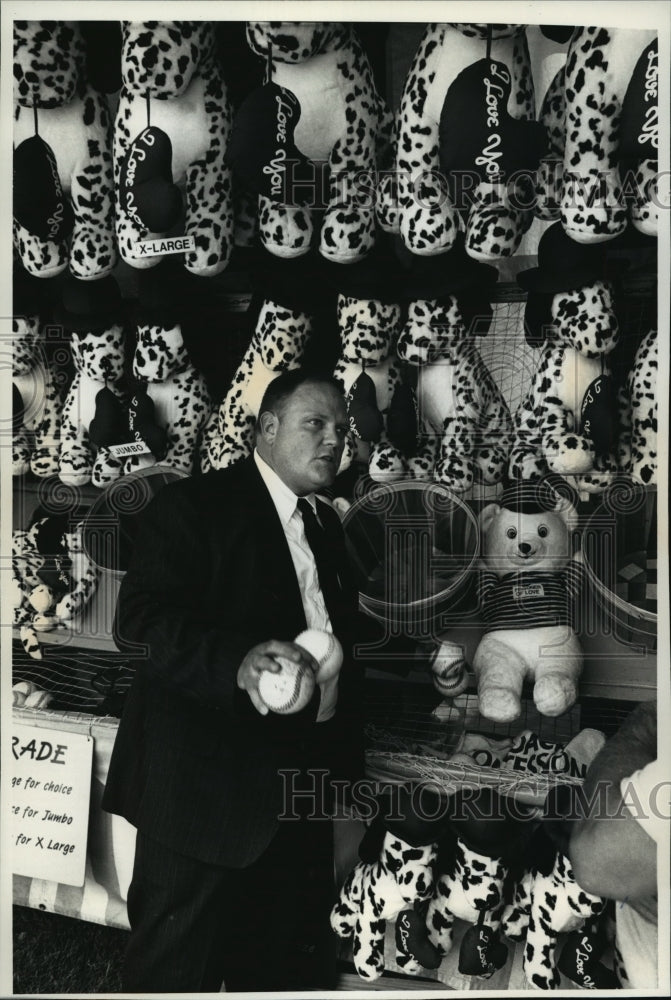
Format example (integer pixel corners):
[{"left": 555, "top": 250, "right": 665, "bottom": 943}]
[
  {"left": 24, "top": 688, "right": 53, "bottom": 709},
  {"left": 258, "top": 657, "right": 316, "bottom": 714},
  {"left": 12, "top": 680, "right": 38, "bottom": 707},
  {"left": 294, "top": 629, "right": 343, "bottom": 684},
  {"left": 431, "top": 642, "right": 468, "bottom": 697}
]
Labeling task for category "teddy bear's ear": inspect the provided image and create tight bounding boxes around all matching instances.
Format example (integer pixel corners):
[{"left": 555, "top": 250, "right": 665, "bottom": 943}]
[{"left": 478, "top": 503, "right": 500, "bottom": 534}]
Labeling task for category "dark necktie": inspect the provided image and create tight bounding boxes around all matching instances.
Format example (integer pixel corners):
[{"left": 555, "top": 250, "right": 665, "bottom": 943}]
[{"left": 297, "top": 497, "right": 342, "bottom": 623}]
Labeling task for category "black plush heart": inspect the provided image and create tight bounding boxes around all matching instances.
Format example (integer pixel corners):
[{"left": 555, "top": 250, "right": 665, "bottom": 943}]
[
  {"left": 619, "top": 40, "right": 658, "bottom": 165},
  {"left": 226, "top": 82, "right": 328, "bottom": 206},
  {"left": 89, "top": 387, "right": 131, "bottom": 450},
  {"left": 34, "top": 517, "right": 73, "bottom": 596},
  {"left": 120, "top": 126, "right": 183, "bottom": 233},
  {"left": 14, "top": 134, "right": 74, "bottom": 242},
  {"left": 128, "top": 390, "right": 168, "bottom": 461},
  {"left": 439, "top": 59, "right": 548, "bottom": 197},
  {"left": 347, "top": 371, "right": 384, "bottom": 442},
  {"left": 557, "top": 929, "right": 619, "bottom": 989},
  {"left": 540, "top": 25, "right": 575, "bottom": 44},
  {"left": 13, "top": 383, "right": 25, "bottom": 434},
  {"left": 580, "top": 374, "right": 619, "bottom": 459},
  {"left": 458, "top": 921, "right": 508, "bottom": 977},
  {"left": 395, "top": 908, "right": 442, "bottom": 970},
  {"left": 386, "top": 382, "right": 418, "bottom": 456},
  {"left": 523, "top": 292, "right": 554, "bottom": 347}
]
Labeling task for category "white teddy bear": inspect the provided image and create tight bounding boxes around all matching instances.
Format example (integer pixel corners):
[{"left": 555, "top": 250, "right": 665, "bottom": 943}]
[{"left": 473, "top": 481, "right": 584, "bottom": 723}]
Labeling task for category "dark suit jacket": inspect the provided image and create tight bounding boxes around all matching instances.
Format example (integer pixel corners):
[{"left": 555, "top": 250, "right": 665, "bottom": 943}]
[{"left": 102, "top": 457, "right": 364, "bottom": 867}]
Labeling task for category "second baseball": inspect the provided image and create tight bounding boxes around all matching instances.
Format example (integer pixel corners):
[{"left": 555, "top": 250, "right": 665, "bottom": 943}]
[
  {"left": 258, "top": 658, "right": 316, "bottom": 714},
  {"left": 294, "top": 629, "right": 343, "bottom": 684}
]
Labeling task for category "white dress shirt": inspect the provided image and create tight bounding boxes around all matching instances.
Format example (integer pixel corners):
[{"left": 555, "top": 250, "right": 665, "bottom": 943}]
[{"left": 254, "top": 450, "right": 338, "bottom": 721}]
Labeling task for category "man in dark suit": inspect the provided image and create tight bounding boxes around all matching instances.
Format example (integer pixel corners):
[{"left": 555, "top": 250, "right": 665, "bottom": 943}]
[{"left": 103, "top": 370, "right": 363, "bottom": 992}]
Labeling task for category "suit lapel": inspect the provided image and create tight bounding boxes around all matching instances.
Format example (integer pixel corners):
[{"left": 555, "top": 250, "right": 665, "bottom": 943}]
[{"left": 237, "top": 458, "right": 307, "bottom": 636}]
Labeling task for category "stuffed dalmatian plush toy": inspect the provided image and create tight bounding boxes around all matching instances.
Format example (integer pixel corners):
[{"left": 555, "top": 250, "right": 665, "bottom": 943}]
[
  {"left": 239, "top": 22, "right": 391, "bottom": 264},
  {"left": 618, "top": 327, "right": 657, "bottom": 485},
  {"left": 12, "top": 516, "right": 99, "bottom": 661},
  {"left": 525, "top": 25, "right": 575, "bottom": 222},
  {"left": 561, "top": 26, "right": 659, "bottom": 243},
  {"left": 393, "top": 24, "right": 547, "bottom": 262},
  {"left": 331, "top": 829, "right": 439, "bottom": 981},
  {"left": 57, "top": 276, "right": 128, "bottom": 488},
  {"left": 201, "top": 256, "right": 318, "bottom": 472},
  {"left": 13, "top": 20, "right": 116, "bottom": 279},
  {"left": 501, "top": 814, "right": 609, "bottom": 990},
  {"left": 424, "top": 788, "right": 535, "bottom": 978},
  {"left": 114, "top": 21, "right": 234, "bottom": 277},
  {"left": 123, "top": 266, "right": 212, "bottom": 478},
  {"left": 12, "top": 267, "right": 62, "bottom": 478},
  {"left": 329, "top": 254, "right": 417, "bottom": 483},
  {"left": 394, "top": 240, "right": 512, "bottom": 494},
  {"left": 331, "top": 784, "right": 444, "bottom": 981},
  {"left": 509, "top": 224, "right": 622, "bottom": 494}
]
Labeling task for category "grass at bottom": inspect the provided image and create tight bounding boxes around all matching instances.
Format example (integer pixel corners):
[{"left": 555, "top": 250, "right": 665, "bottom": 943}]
[{"left": 13, "top": 905, "right": 126, "bottom": 994}]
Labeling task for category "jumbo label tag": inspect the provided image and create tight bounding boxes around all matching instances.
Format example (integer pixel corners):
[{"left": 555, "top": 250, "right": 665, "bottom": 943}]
[
  {"left": 512, "top": 583, "right": 545, "bottom": 599},
  {"left": 108, "top": 440, "right": 152, "bottom": 458},
  {"left": 580, "top": 374, "right": 617, "bottom": 458}
]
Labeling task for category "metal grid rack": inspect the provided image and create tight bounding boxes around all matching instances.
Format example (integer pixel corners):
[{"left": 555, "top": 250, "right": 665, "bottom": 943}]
[{"left": 362, "top": 676, "right": 641, "bottom": 804}]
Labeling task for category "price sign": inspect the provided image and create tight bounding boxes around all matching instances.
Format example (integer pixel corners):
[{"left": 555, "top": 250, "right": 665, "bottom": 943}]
[{"left": 11, "top": 722, "right": 94, "bottom": 886}]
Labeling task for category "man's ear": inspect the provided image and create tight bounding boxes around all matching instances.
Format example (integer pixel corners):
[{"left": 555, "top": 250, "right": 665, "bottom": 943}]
[{"left": 257, "top": 409, "right": 278, "bottom": 444}]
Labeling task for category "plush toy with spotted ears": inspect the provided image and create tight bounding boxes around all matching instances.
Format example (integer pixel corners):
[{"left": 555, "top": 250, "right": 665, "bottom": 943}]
[
  {"left": 13, "top": 21, "right": 116, "bottom": 280},
  {"left": 12, "top": 265, "right": 63, "bottom": 478},
  {"left": 122, "top": 263, "right": 212, "bottom": 479},
  {"left": 201, "top": 252, "right": 324, "bottom": 473},
  {"left": 330, "top": 829, "right": 439, "bottom": 981},
  {"left": 12, "top": 515, "right": 99, "bottom": 661},
  {"left": 618, "top": 326, "right": 657, "bottom": 485},
  {"left": 394, "top": 24, "right": 547, "bottom": 263},
  {"left": 509, "top": 223, "right": 623, "bottom": 494},
  {"left": 394, "top": 237, "right": 512, "bottom": 494},
  {"left": 114, "top": 21, "right": 234, "bottom": 276},
  {"left": 500, "top": 786, "right": 610, "bottom": 991},
  {"left": 331, "top": 784, "right": 446, "bottom": 981},
  {"left": 56, "top": 275, "right": 128, "bottom": 488},
  {"left": 328, "top": 250, "right": 418, "bottom": 484},
  {"left": 238, "top": 22, "right": 391, "bottom": 264},
  {"left": 561, "top": 27, "right": 659, "bottom": 243},
  {"left": 424, "top": 788, "right": 535, "bottom": 977}
]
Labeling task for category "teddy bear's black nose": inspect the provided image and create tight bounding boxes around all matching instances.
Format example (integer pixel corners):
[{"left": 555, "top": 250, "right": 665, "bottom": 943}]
[{"left": 518, "top": 542, "right": 532, "bottom": 555}]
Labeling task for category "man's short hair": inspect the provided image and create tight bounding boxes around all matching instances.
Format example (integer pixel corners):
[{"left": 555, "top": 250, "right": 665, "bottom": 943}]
[{"left": 256, "top": 369, "right": 344, "bottom": 433}]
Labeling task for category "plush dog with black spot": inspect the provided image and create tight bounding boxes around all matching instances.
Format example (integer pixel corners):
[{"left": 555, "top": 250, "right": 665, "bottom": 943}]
[
  {"left": 510, "top": 224, "right": 622, "bottom": 494},
  {"left": 561, "top": 27, "right": 659, "bottom": 243},
  {"left": 328, "top": 253, "right": 417, "bottom": 483},
  {"left": 123, "top": 266, "right": 212, "bottom": 478},
  {"left": 501, "top": 831, "right": 606, "bottom": 989},
  {"left": 13, "top": 20, "right": 116, "bottom": 279},
  {"left": 242, "top": 22, "right": 391, "bottom": 264},
  {"left": 57, "top": 276, "right": 128, "bottom": 488},
  {"left": 393, "top": 24, "right": 546, "bottom": 262},
  {"left": 114, "top": 21, "right": 234, "bottom": 277},
  {"left": 425, "top": 788, "right": 536, "bottom": 978},
  {"left": 12, "top": 267, "right": 63, "bottom": 478},
  {"left": 618, "top": 327, "right": 657, "bottom": 485},
  {"left": 12, "top": 516, "right": 99, "bottom": 661},
  {"left": 394, "top": 241, "right": 512, "bottom": 494},
  {"left": 201, "top": 256, "right": 319, "bottom": 472}
]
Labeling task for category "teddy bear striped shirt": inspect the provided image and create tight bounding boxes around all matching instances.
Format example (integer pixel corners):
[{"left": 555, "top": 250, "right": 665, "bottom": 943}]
[{"left": 477, "top": 561, "right": 585, "bottom": 632}]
